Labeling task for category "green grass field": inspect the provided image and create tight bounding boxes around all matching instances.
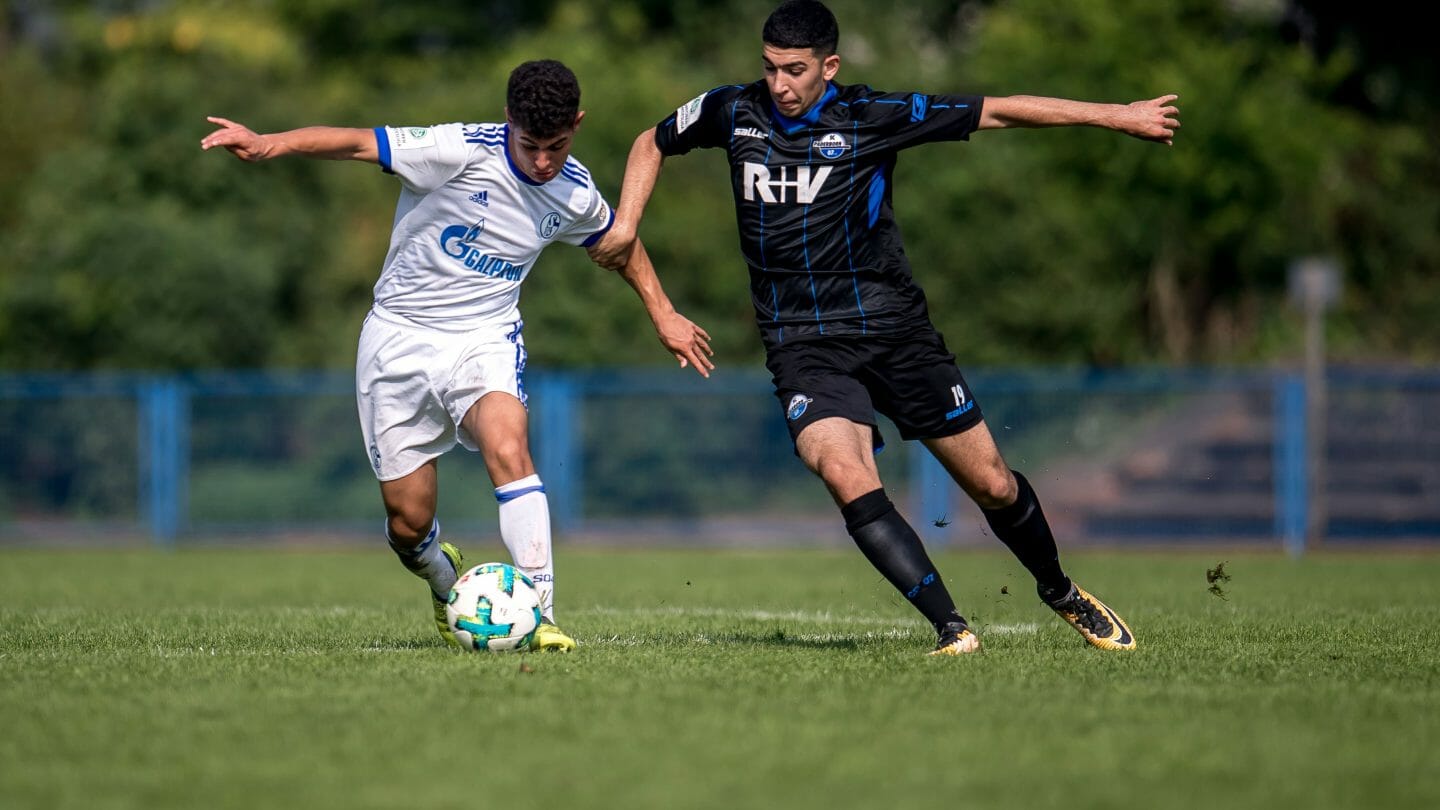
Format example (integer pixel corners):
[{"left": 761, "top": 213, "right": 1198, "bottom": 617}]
[{"left": 2, "top": 546, "right": 1437, "bottom": 810}]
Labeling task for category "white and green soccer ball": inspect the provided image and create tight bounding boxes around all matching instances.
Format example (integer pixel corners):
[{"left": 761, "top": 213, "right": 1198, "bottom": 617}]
[{"left": 446, "top": 563, "right": 542, "bottom": 652}]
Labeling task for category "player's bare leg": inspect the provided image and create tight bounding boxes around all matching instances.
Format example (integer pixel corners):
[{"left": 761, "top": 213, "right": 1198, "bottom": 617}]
[
  {"left": 461, "top": 392, "right": 574, "bottom": 651},
  {"left": 379, "top": 460, "right": 465, "bottom": 646},
  {"left": 797, "top": 417, "right": 978, "bottom": 654},
  {"left": 924, "top": 422, "right": 1135, "bottom": 650}
]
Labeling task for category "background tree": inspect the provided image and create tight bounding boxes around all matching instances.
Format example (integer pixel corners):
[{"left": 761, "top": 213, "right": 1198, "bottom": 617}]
[{"left": 0, "top": 0, "right": 1435, "bottom": 371}]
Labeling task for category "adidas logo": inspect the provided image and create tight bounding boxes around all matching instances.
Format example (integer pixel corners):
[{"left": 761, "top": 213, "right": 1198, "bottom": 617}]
[{"left": 468, "top": 190, "right": 489, "bottom": 206}]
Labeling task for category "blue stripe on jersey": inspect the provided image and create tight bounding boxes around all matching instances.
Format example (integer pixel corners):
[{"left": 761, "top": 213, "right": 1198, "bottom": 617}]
[
  {"left": 560, "top": 167, "right": 588, "bottom": 186},
  {"left": 465, "top": 137, "right": 504, "bottom": 145},
  {"left": 770, "top": 280, "right": 783, "bottom": 344},
  {"left": 563, "top": 158, "right": 590, "bottom": 182},
  {"left": 374, "top": 127, "right": 393, "bottom": 173},
  {"left": 846, "top": 121, "right": 866, "bottom": 333},
  {"left": 758, "top": 141, "right": 781, "bottom": 342},
  {"left": 910, "top": 94, "right": 929, "bottom": 122},
  {"left": 580, "top": 206, "right": 615, "bottom": 247},
  {"left": 866, "top": 172, "right": 886, "bottom": 229},
  {"left": 801, "top": 136, "right": 823, "bottom": 334},
  {"left": 758, "top": 142, "right": 773, "bottom": 266}
]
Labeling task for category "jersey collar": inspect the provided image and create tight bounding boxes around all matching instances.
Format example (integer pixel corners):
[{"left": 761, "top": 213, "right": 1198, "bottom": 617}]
[
  {"left": 502, "top": 124, "right": 546, "bottom": 186},
  {"left": 770, "top": 82, "right": 839, "bottom": 135}
]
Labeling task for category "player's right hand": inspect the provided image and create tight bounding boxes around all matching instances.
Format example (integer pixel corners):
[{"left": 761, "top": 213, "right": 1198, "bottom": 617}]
[
  {"left": 200, "top": 116, "right": 273, "bottom": 161},
  {"left": 655, "top": 311, "right": 715, "bottom": 378}
]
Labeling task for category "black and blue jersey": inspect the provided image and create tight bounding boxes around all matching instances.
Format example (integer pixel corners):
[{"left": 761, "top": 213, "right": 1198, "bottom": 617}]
[{"left": 654, "top": 80, "right": 983, "bottom": 349}]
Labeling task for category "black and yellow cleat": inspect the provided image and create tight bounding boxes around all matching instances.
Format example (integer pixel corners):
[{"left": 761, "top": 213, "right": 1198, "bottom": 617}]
[
  {"left": 1045, "top": 583, "right": 1136, "bottom": 651},
  {"left": 431, "top": 542, "right": 465, "bottom": 649},
  {"left": 927, "top": 622, "right": 981, "bottom": 656},
  {"left": 531, "top": 620, "right": 577, "bottom": 652}
]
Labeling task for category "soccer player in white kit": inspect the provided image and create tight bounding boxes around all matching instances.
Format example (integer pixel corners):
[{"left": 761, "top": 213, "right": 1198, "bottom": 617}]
[{"left": 201, "top": 60, "right": 714, "bottom": 651}]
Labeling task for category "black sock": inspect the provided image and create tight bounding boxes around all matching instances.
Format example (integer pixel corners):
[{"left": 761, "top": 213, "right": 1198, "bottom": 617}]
[
  {"left": 982, "top": 470, "right": 1071, "bottom": 600},
  {"left": 842, "top": 489, "right": 966, "bottom": 631}
]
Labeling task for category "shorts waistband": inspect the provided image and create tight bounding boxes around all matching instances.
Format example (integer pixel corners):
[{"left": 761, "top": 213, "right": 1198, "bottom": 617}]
[{"left": 367, "top": 304, "right": 522, "bottom": 339}]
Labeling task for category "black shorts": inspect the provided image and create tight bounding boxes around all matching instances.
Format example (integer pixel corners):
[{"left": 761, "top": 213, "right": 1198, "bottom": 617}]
[{"left": 765, "top": 329, "right": 984, "bottom": 450}]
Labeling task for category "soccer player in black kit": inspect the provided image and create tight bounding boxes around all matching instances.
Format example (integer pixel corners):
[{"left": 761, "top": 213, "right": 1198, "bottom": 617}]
[{"left": 594, "top": 0, "right": 1180, "bottom": 654}]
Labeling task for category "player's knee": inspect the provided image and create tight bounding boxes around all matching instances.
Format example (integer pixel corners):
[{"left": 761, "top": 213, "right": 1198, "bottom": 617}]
[
  {"left": 812, "top": 454, "right": 874, "bottom": 492},
  {"left": 484, "top": 439, "right": 533, "bottom": 481},
  {"left": 969, "top": 467, "right": 1017, "bottom": 510},
  {"left": 386, "top": 507, "right": 435, "bottom": 545}
]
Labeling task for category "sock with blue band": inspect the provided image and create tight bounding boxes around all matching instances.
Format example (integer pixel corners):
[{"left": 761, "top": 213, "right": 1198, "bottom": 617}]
[
  {"left": 387, "top": 518, "right": 457, "bottom": 599},
  {"left": 496, "top": 474, "right": 555, "bottom": 620},
  {"left": 842, "top": 488, "right": 967, "bottom": 632}
]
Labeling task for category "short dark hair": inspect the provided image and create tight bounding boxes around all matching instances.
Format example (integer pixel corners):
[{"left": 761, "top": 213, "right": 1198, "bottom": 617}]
[
  {"left": 506, "top": 60, "right": 581, "bottom": 139},
  {"left": 762, "top": 0, "right": 839, "bottom": 56}
]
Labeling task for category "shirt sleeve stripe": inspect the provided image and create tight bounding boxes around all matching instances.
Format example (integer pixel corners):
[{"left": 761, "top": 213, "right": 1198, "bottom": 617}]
[
  {"left": 373, "top": 126, "right": 393, "bottom": 173},
  {"left": 580, "top": 206, "right": 615, "bottom": 248}
]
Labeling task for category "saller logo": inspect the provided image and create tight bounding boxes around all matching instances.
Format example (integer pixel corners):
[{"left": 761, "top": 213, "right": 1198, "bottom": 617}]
[{"left": 743, "top": 162, "right": 832, "bottom": 204}]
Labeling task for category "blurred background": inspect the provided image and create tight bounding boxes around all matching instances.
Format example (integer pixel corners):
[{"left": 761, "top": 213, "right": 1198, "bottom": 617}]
[{"left": 1, "top": 0, "right": 1436, "bottom": 549}]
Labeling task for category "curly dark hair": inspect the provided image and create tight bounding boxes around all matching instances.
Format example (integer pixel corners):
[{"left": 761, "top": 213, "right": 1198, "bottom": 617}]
[
  {"left": 506, "top": 60, "right": 581, "bottom": 139},
  {"left": 762, "top": 0, "right": 839, "bottom": 56}
]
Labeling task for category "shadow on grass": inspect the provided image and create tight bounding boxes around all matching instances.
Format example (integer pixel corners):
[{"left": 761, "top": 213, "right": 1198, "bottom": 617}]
[{"left": 700, "top": 629, "right": 888, "bottom": 651}]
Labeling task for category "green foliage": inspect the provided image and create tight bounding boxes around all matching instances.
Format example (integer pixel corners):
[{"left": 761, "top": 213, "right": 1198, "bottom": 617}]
[{"left": 0, "top": 0, "right": 1436, "bottom": 370}]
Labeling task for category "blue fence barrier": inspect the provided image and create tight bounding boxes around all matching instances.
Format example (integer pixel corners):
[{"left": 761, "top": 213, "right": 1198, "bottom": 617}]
[{"left": 2, "top": 367, "right": 1437, "bottom": 549}]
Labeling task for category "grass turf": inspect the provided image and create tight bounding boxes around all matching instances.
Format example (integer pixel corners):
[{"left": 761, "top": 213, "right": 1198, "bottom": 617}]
[{"left": 1, "top": 547, "right": 1437, "bottom": 810}]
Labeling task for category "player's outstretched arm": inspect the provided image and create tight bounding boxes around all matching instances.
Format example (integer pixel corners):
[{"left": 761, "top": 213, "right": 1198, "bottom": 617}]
[
  {"left": 978, "top": 94, "right": 1180, "bottom": 145},
  {"left": 587, "top": 236, "right": 714, "bottom": 378},
  {"left": 200, "top": 117, "right": 379, "bottom": 163},
  {"left": 588, "top": 127, "right": 667, "bottom": 271}
]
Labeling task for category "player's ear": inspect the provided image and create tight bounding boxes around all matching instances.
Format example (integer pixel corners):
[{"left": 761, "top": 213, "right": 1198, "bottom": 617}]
[
  {"left": 503, "top": 106, "right": 513, "bottom": 126},
  {"left": 572, "top": 110, "right": 586, "bottom": 131},
  {"left": 822, "top": 53, "right": 840, "bottom": 81}
]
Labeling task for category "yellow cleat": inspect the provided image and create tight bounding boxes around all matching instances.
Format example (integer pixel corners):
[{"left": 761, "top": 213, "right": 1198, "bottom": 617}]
[
  {"left": 928, "top": 623, "right": 981, "bottom": 656},
  {"left": 531, "top": 621, "right": 577, "bottom": 652},
  {"left": 432, "top": 542, "right": 465, "bottom": 649},
  {"left": 1046, "top": 583, "right": 1136, "bottom": 651}
]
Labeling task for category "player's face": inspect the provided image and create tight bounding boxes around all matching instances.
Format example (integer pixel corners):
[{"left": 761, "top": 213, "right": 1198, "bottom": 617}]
[
  {"left": 761, "top": 45, "right": 840, "bottom": 118},
  {"left": 507, "top": 111, "right": 585, "bottom": 183}
]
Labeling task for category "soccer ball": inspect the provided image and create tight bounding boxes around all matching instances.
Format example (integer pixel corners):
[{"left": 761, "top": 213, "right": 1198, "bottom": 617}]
[{"left": 446, "top": 563, "right": 542, "bottom": 652}]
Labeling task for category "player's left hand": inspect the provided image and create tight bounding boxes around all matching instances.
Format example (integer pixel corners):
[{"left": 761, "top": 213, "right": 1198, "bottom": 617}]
[
  {"left": 1119, "top": 95, "right": 1181, "bottom": 145},
  {"left": 654, "top": 311, "right": 714, "bottom": 378}
]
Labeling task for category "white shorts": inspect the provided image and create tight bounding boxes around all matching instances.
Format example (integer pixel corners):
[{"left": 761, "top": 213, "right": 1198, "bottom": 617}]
[{"left": 356, "top": 306, "right": 527, "bottom": 481}]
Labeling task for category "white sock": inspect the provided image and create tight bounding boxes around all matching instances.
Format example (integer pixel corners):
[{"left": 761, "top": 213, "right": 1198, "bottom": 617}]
[
  {"left": 387, "top": 518, "right": 457, "bottom": 599},
  {"left": 495, "top": 474, "right": 554, "bottom": 620}
]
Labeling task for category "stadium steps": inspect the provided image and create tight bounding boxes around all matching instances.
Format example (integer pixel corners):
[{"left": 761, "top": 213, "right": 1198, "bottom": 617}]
[{"left": 1049, "top": 381, "right": 1440, "bottom": 542}]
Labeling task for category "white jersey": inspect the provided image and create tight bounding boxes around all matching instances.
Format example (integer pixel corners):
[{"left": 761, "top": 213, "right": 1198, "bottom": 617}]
[{"left": 371, "top": 122, "right": 614, "bottom": 331}]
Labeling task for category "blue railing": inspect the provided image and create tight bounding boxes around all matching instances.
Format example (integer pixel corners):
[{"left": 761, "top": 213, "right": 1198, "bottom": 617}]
[{"left": 2, "top": 367, "right": 1437, "bottom": 549}]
